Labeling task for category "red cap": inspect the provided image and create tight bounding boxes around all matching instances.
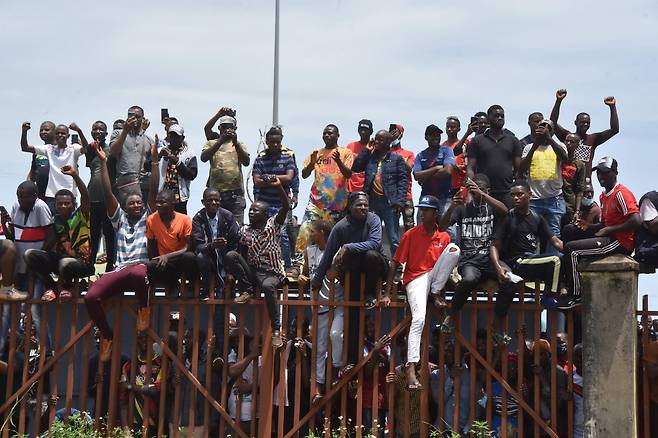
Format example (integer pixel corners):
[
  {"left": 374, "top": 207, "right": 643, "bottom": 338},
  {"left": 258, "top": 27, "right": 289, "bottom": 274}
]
[{"left": 394, "top": 124, "right": 405, "bottom": 137}]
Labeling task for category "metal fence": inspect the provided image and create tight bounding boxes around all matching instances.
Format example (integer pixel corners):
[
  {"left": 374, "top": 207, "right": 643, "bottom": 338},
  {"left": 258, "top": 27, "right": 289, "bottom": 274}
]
[{"left": 0, "top": 275, "right": 655, "bottom": 438}]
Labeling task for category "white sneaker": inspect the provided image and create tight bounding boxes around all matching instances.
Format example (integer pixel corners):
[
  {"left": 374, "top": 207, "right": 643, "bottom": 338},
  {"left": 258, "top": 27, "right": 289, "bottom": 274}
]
[{"left": 0, "top": 286, "right": 29, "bottom": 302}]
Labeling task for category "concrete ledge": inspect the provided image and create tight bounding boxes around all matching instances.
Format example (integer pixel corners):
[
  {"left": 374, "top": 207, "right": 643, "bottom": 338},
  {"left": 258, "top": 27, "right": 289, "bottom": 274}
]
[{"left": 577, "top": 254, "right": 639, "bottom": 273}]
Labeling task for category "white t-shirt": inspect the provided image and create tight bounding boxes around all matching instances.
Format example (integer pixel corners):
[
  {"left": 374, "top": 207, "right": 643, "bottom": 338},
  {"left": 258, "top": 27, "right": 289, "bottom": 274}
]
[
  {"left": 33, "top": 144, "right": 84, "bottom": 198},
  {"left": 640, "top": 198, "right": 658, "bottom": 222},
  {"left": 10, "top": 199, "right": 53, "bottom": 273},
  {"left": 227, "top": 350, "right": 261, "bottom": 421}
]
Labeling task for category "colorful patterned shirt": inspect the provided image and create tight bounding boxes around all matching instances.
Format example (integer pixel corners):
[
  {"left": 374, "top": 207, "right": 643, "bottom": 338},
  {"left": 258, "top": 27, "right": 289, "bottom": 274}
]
[
  {"left": 303, "top": 146, "right": 353, "bottom": 212},
  {"left": 238, "top": 216, "right": 285, "bottom": 278},
  {"left": 54, "top": 207, "right": 91, "bottom": 265}
]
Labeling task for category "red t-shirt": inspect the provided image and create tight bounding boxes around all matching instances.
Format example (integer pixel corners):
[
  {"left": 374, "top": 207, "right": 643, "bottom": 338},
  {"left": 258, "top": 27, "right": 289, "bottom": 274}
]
[
  {"left": 346, "top": 141, "right": 368, "bottom": 192},
  {"left": 442, "top": 139, "right": 470, "bottom": 190},
  {"left": 599, "top": 183, "right": 639, "bottom": 251},
  {"left": 391, "top": 147, "right": 415, "bottom": 201},
  {"left": 393, "top": 224, "right": 451, "bottom": 285}
]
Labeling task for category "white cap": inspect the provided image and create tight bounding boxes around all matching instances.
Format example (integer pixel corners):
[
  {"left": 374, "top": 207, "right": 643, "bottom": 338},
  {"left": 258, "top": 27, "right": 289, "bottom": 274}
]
[{"left": 168, "top": 124, "right": 184, "bottom": 136}]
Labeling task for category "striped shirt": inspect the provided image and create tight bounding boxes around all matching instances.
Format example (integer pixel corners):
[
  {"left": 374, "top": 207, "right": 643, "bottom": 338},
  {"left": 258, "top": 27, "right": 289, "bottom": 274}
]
[
  {"left": 10, "top": 199, "right": 53, "bottom": 274},
  {"left": 110, "top": 205, "right": 149, "bottom": 267},
  {"left": 238, "top": 216, "right": 285, "bottom": 278},
  {"left": 252, "top": 147, "right": 298, "bottom": 208}
]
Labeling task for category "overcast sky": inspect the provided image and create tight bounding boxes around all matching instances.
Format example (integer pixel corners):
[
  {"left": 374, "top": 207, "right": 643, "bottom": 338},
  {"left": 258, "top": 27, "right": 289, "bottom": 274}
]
[{"left": 1, "top": 0, "right": 657, "bottom": 306}]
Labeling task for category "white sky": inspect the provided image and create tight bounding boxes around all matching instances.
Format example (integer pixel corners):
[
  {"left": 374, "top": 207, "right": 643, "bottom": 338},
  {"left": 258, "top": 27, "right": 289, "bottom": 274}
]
[{"left": 1, "top": 0, "right": 657, "bottom": 307}]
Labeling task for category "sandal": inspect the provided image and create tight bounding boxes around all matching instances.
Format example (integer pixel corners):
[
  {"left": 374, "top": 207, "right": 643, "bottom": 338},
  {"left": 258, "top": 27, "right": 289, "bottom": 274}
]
[
  {"left": 41, "top": 289, "right": 57, "bottom": 303},
  {"left": 234, "top": 292, "right": 252, "bottom": 304},
  {"left": 59, "top": 289, "right": 73, "bottom": 302},
  {"left": 432, "top": 294, "right": 448, "bottom": 308}
]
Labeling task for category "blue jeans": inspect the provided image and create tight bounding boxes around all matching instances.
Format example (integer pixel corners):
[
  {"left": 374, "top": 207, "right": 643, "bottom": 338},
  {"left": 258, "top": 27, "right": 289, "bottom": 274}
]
[
  {"left": 530, "top": 195, "right": 566, "bottom": 255},
  {"left": 0, "top": 274, "right": 51, "bottom": 356},
  {"left": 266, "top": 206, "right": 291, "bottom": 269},
  {"left": 370, "top": 195, "right": 401, "bottom": 256}
]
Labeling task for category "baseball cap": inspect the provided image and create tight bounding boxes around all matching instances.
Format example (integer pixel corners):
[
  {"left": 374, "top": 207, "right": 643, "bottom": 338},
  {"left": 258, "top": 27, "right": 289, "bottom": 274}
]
[
  {"left": 425, "top": 124, "right": 444, "bottom": 136},
  {"left": 594, "top": 156, "right": 618, "bottom": 173},
  {"left": 168, "top": 124, "right": 184, "bottom": 136},
  {"left": 392, "top": 124, "right": 405, "bottom": 137},
  {"left": 358, "top": 119, "right": 373, "bottom": 132},
  {"left": 218, "top": 115, "right": 237, "bottom": 127},
  {"left": 416, "top": 195, "right": 441, "bottom": 210}
]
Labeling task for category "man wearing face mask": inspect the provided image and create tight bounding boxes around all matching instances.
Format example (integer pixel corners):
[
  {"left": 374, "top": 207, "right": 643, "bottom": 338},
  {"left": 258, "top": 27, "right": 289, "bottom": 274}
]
[
  {"left": 201, "top": 111, "right": 250, "bottom": 225},
  {"left": 561, "top": 183, "right": 601, "bottom": 243},
  {"left": 154, "top": 124, "right": 197, "bottom": 214}
]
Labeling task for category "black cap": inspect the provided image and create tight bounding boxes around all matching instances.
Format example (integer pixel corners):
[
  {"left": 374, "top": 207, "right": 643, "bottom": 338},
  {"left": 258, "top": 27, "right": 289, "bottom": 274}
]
[
  {"left": 358, "top": 119, "right": 373, "bottom": 132},
  {"left": 425, "top": 124, "right": 444, "bottom": 136}
]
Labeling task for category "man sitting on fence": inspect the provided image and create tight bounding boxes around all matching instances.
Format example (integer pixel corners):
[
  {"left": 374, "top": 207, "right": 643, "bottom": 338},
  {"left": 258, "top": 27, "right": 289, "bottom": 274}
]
[
  {"left": 381, "top": 194, "right": 460, "bottom": 390},
  {"left": 145, "top": 137, "right": 198, "bottom": 299},
  {"left": 438, "top": 174, "right": 508, "bottom": 333},
  {"left": 83, "top": 142, "right": 158, "bottom": 361},
  {"left": 489, "top": 180, "right": 563, "bottom": 345},
  {"left": 560, "top": 157, "right": 641, "bottom": 308},
  {"left": 225, "top": 176, "right": 291, "bottom": 349},
  {"left": 311, "top": 192, "right": 388, "bottom": 374},
  {"left": 25, "top": 165, "right": 95, "bottom": 302}
]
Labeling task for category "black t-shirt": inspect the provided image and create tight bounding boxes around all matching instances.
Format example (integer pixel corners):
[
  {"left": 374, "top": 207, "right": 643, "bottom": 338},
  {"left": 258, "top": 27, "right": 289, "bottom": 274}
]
[
  {"left": 451, "top": 202, "right": 495, "bottom": 265},
  {"left": 493, "top": 209, "right": 553, "bottom": 264},
  {"left": 31, "top": 153, "right": 50, "bottom": 198},
  {"left": 466, "top": 129, "right": 522, "bottom": 196}
]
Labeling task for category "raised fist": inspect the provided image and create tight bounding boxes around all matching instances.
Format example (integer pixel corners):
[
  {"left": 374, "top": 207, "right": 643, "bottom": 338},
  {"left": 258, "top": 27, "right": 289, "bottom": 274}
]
[{"left": 556, "top": 89, "right": 567, "bottom": 101}]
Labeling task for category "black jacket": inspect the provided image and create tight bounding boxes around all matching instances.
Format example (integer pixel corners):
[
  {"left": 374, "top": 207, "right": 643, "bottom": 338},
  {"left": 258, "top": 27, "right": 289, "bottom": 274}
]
[{"left": 191, "top": 207, "right": 240, "bottom": 271}]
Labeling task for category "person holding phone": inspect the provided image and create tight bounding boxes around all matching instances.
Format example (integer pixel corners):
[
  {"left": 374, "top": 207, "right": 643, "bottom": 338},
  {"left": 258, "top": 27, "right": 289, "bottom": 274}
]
[
  {"left": 191, "top": 187, "right": 239, "bottom": 356},
  {"left": 201, "top": 112, "right": 250, "bottom": 225},
  {"left": 153, "top": 124, "right": 197, "bottom": 214},
  {"left": 21, "top": 122, "right": 86, "bottom": 213},
  {"left": 109, "top": 105, "right": 153, "bottom": 205}
]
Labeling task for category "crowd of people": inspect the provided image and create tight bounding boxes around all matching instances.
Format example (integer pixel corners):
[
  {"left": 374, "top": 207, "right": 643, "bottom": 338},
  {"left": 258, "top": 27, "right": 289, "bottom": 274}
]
[{"left": 1, "top": 89, "right": 658, "bottom": 437}]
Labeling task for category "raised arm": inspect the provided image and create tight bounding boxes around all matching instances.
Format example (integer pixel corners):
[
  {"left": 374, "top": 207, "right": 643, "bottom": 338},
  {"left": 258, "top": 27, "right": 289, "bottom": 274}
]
[
  {"left": 110, "top": 116, "right": 138, "bottom": 158},
  {"left": 204, "top": 108, "right": 229, "bottom": 141},
  {"left": 272, "top": 178, "right": 291, "bottom": 226},
  {"left": 20, "top": 122, "right": 36, "bottom": 153},
  {"left": 550, "top": 89, "right": 570, "bottom": 141},
  {"left": 593, "top": 97, "right": 619, "bottom": 145},
  {"left": 147, "top": 135, "right": 160, "bottom": 212},
  {"left": 302, "top": 150, "right": 318, "bottom": 179},
  {"left": 69, "top": 123, "right": 89, "bottom": 150},
  {"left": 62, "top": 165, "right": 90, "bottom": 218},
  {"left": 96, "top": 144, "right": 119, "bottom": 216},
  {"left": 439, "top": 194, "right": 463, "bottom": 231}
]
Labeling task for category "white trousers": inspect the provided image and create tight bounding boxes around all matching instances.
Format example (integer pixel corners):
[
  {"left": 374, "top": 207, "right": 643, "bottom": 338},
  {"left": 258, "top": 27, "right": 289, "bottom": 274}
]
[
  {"left": 315, "top": 306, "right": 344, "bottom": 384},
  {"left": 406, "top": 243, "right": 460, "bottom": 364}
]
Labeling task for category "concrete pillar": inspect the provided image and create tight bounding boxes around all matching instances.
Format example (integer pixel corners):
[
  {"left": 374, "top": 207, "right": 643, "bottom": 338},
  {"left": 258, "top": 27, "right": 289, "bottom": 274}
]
[{"left": 579, "top": 254, "right": 638, "bottom": 438}]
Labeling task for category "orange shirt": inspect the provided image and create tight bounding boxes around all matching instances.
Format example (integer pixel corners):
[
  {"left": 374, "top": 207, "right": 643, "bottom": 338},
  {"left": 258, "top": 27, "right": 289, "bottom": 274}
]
[
  {"left": 442, "top": 139, "right": 469, "bottom": 190},
  {"left": 393, "top": 224, "right": 451, "bottom": 285},
  {"left": 346, "top": 140, "right": 368, "bottom": 192},
  {"left": 146, "top": 211, "right": 192, "bottom": 255}
]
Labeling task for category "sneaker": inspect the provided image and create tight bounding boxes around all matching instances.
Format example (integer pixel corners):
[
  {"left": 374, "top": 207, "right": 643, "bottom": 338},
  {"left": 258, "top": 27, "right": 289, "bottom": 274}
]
[
  {"left": 234, "top": 292, "right": 252, "bottom": 304},
  {"left": 364, "top": 296, "right": 377, "bottom": 310},
  {"left": 137, "top": 307, "right": 151, "bottom": 332},
  {"left": 540, "top": 295, "right": 558, "bottom": 310},
  {"left": 556, "top": 295, "right": 581, "bottom": 310},
  {"left": 0, "top": 286, "right": 29, "bottom": 302}
]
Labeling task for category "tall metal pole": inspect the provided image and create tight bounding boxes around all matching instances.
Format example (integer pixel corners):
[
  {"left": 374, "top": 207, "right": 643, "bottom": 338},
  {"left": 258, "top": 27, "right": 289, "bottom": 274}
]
[{"left": 272, "top": 0, "right": 280, "bottom": 126}]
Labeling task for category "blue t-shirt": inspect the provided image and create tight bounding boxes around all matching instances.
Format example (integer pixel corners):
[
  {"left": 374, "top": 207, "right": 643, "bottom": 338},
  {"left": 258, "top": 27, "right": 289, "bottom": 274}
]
[{"left": 412, "top": 146, "right": 455, "bottom": 199}]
